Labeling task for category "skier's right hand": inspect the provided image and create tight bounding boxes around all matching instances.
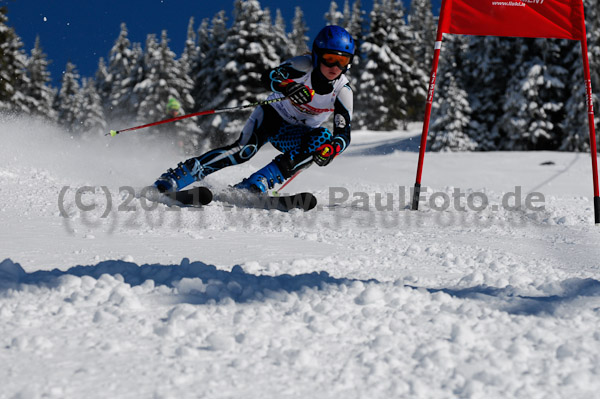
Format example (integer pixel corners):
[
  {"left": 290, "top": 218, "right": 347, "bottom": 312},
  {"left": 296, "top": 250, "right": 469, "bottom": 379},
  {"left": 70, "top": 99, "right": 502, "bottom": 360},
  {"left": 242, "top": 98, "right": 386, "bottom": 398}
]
[{"left": 281, "top": 79, "right": 314, "bottom": 105}]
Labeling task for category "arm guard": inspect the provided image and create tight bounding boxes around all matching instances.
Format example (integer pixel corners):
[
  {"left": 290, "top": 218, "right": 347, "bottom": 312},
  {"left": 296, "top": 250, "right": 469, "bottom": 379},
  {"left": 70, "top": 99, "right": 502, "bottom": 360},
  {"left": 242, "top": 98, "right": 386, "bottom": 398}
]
[{"left": 332, "top": 84, "right": 353, "bottom": 155}]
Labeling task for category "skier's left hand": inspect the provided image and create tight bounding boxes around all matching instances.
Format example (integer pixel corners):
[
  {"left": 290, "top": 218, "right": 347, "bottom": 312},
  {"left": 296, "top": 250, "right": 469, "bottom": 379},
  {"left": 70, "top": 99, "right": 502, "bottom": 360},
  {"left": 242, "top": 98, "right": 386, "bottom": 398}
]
[{"left": 313, "top": 141, "right": 342, "bottom": 167}]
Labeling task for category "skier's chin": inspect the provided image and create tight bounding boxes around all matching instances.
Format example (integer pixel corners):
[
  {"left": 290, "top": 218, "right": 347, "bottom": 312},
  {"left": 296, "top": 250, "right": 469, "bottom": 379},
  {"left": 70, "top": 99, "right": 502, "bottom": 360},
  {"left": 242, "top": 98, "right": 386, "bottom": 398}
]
[{"left": 319, "top": 64, "right": 342, "bottom": 81}]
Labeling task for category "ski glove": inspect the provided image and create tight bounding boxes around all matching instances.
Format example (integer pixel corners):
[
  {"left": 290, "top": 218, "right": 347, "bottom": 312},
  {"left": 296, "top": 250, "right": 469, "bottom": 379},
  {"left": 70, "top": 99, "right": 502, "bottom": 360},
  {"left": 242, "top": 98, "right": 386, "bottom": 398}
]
[
  {"left": 313, "top": 140, "right": 342, "bottom": 167},
  {"left": 281, "top": 79, "right": 314, "bottom": 105}
]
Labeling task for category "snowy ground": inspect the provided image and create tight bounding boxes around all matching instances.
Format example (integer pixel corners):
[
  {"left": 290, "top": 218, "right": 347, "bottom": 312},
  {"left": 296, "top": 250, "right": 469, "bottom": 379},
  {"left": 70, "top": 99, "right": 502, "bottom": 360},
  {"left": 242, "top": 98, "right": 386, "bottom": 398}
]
[{"left": 1, "top": 115, "right": 600, "bottom": 399}]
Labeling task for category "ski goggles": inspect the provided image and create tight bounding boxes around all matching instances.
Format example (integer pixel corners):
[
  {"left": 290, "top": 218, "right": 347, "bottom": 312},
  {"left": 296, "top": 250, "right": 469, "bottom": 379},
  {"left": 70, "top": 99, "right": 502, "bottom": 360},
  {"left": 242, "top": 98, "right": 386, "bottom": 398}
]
[{"left": 319, "top": 51, "right": 352, "bottom": 69}]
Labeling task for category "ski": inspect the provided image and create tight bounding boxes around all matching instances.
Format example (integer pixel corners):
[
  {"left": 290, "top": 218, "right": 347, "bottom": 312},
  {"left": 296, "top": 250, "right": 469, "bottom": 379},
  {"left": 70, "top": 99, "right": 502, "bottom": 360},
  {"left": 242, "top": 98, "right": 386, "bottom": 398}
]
[
  {"left": 145, "top": 186, "right": 316, "bottom": 212},
  {"left": 213, "top": 189, "right": 317, "bottom": 212},
  {"left": 166, "top": 186, "right": 213, "bottom": 207}
]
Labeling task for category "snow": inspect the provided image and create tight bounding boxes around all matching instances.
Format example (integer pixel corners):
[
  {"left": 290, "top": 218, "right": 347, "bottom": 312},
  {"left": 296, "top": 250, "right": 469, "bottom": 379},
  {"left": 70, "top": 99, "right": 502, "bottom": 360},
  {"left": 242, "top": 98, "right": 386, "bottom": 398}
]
[{"left": 1, "top": 116, "right": 600, "bottom": 398}]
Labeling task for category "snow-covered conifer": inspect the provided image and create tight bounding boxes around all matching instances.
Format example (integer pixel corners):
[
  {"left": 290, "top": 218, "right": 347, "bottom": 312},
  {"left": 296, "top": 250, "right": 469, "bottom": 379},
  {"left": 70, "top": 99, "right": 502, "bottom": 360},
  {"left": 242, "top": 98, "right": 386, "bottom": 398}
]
[
  {"left": 180, "top": 17, "right": 198, "bottom": 80},
  {"left": 203, "top": 0, "right": 280, "bottom": 136},
  {"left": 560, "top": 0, "right": 600, "bottom": 151},
  {"left": 0, "top": 7, "right": 30, "bottom": 114},
  {"left": 429, "top": 36, "right": 476, "bottom": 151},
  {"left": 342, "top": 0, "right": 352, "bottom": 30},
  {"left": 193, "top": 11, "right": 228, "bottom": 113},
  {"left": 289, "top": 7, "right": 309, "bottom": 56},
  {"left": 356, "top": 0, "right": 422, "bottom": 130},
  {"left": 272, "top": 9, "right": 291, "bottom": 60},
  {"left": 408, "top": 0, "right": 435, "bottom": 66},
  {"left": 77, "top": 78, "right": 106, "bottom": 136},
  {"left": 344, "top": 0, "right": 365, "bottom": 86},
  {"left": 54, "top": 61, "right": 81, "bottom": 133},
  {"left": 325, "top": 1, "right": 343, "bottom": 26},
  {"left": 104, "top": 23, "right": 135, "bottom": 123},
  {"left": 461, "top": 36, "right": 519, "bottom": 149},
  {"left": 133, "top": 31, "right": 200, "bottom": 151},
  {"left": 25, "top": 36, "right": 57, "bottom": 121},
  {"left": 498, "top": 39, "right": 568, "bottom": 150}
]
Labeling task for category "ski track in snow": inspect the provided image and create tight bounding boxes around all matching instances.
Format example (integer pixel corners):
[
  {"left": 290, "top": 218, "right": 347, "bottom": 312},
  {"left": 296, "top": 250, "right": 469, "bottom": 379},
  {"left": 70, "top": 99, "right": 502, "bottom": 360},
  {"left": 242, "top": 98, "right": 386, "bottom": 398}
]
[{"left": 1, "top": 116, "right": 600, "bottom": 398}]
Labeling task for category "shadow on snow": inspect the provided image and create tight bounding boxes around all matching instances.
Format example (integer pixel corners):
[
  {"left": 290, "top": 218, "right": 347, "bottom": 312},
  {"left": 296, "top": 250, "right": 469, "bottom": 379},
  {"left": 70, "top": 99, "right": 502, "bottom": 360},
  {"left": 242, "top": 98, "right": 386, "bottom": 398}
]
[
  {"left": 423, "top": 278, "right": 600, "bottom": 316},
  {"left": 2, "top": 258, "right": 599, "bottom": 315},
  {"left": 0, "top": 258, "right": 376, "bottom": 305}
]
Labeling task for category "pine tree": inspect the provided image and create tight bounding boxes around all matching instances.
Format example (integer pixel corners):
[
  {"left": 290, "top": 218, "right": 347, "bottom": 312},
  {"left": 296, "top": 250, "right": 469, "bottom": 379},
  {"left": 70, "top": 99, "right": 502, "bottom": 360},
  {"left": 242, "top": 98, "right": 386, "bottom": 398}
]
[
  {"left": 135, "top": 32, "right": 182, "bottom": 122},
  {"left": 175, "top": 26, "right": 204, "bottom": 153},
  {"left": 189, "top": 16, "right": 210, "bottom": 107},
  {"left": 347, "top": 0, "right": 365, "bottom": 45},
  {"left": 429, "top": 36, "right": 477, "bottom": 151},
  {"left": 560, "top": 0, "right": 600, "bottom": 151},
  {"left": 325, "top": 1, "right": 344, "bottom": 25},
  {"left": 498, "top": 38, "right": 569, "bottom": 150},
  {"left": 104, "top": 23, "right": 135, "bottom": 123},
  {"left": 462, "top": 36, "right": 519, "bottom": 149},
  {"left": 25, "top": 36, "right": 57, "bottom": 121},
  {"left": 77, "top": 78, "right": 106, "bottom": 136},
  {"left": 193, "top": 11, "right": 228, "bottom": 113},
  {"left": 272, "top": 9, "right": 290, "bottom": 60},
  {"left": 133, "top": 31, "right": 199, "bottom": 151},
  {"left": 204, "top": 0, "right": 280, "bottom": 136},
  {"left": 95, "top": 57, "right": 108, "bottom": 103},
  {"left": 344, "top": 0, "right": 365, "bottom": 86},
  {"left": 356, "top": 0, "right": 422, "bottom": 130},
  {"left": 584, "top": 0, "right": 600, "bottom": 89},
  {"left": 54, "top": 61, "right": 81, "bottom": 133},
  {"left": 560, "top": 43, "right": 592, "bottom": 151},
  {"left": 408, "top": 0, "right": 435, "bottom": 66},
  {"left": 355, "top": 0, "right": 389, "bottom": 129},
  {"left": 122, "top": 42, "right": 144, "bottom": 120},
  {"left": 342, "top": 0, "right": 352, "bottom": 30},
  {"left": 429, "top": 75, "right": 476, "bottom": 151},
  {"left": 196, "top": 18, "right": 211, "bottom": 67},
  {"left": 180, "top": 17, "right": 198, "bottom": 79},
  {"left": 134, "top": 34, "right": 161, "bottom": 124},
  {"left": 0, "top": 6, "right": 30, "bottom": 114},
  {"left": 289, "top": 7, "right": 309, "bottom": 56}
]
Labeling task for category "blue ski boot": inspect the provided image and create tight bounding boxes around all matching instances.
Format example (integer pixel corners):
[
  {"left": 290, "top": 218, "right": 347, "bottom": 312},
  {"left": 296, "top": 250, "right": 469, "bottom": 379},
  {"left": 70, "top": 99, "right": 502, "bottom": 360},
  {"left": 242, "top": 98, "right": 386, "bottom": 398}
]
[
  {"left": 235, "top": 161, "right": 286, "bottom": 193},
  {"left": 154, "top": 158, "right": 203, "bottom": 193}
]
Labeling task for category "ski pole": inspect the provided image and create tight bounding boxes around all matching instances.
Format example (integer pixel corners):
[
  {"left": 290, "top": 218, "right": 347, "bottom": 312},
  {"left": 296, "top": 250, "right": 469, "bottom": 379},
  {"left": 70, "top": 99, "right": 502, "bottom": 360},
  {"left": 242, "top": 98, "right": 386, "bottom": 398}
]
[
  {"left": 273, "top": 162, "right": 313, "bottom": 195},
  {"left": 275, "top": 170, "right": 302, "bottom": 194},
  {"left": 106, "top": 96, "right": 288, "bottom": 137}
]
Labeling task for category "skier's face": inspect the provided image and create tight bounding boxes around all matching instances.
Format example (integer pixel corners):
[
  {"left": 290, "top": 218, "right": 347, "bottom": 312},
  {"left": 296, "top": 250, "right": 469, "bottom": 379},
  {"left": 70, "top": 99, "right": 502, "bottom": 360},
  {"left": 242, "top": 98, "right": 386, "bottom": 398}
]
[{"left": 319, "top": 62, "right": 342, "bottom": 81}]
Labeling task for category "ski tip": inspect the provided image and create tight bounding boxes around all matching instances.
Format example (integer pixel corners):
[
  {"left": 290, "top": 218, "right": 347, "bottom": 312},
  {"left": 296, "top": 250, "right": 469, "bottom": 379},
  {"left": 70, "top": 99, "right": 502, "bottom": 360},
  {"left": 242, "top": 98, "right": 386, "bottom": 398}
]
[
  {"left": 198, "top": 186, "right": 213, "bottom": 205},
  {"left": 301, "top": 192, "right": 318, "bottom": 211},
  {"left": 169, "top": 186, "right": 213, "bottom": 207}
]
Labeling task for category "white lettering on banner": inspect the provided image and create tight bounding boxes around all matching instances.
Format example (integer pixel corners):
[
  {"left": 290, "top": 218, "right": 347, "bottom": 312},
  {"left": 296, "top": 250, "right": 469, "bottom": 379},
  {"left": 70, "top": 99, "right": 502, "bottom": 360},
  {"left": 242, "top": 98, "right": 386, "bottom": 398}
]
[
  {"left": 427, "top": 72, "right": 436, "bottom": 104},
  {"left": 491, "top": 0, "right": 544, "bottom": 6},
  {"left": 586, "top": 80, "right": 595, "bottom": 115}
]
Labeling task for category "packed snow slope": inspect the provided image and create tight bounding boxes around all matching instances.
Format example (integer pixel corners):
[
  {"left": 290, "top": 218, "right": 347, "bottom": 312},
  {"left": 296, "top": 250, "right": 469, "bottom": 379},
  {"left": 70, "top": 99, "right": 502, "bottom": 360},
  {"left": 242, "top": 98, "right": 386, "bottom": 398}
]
[{"left": 1, "top": 115, "right": 600, "bottom": 399}]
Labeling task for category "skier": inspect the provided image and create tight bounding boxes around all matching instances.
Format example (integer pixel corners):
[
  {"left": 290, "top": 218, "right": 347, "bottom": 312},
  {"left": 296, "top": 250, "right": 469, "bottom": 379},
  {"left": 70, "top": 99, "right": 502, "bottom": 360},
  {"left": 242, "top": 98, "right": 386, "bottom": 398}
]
[
  {"left": 153, "top": 25, "right": 355, "bottom": 194},
  {"left": 166, "top": 97, "right": 181, "bottom": 118}
]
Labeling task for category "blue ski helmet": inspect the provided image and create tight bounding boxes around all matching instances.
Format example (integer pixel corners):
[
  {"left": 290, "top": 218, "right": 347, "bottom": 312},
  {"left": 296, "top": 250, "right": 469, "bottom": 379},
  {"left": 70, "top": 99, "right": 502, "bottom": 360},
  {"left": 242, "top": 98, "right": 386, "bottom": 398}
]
[{"left": 312, "top": 25, "right": 355, "bottom": 71}]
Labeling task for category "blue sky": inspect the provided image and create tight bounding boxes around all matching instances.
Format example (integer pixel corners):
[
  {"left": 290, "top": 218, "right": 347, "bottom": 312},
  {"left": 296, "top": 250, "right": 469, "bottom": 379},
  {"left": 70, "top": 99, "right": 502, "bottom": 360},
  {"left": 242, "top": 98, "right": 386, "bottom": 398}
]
[{"left": 2, "top": 0, "right": 378, "bottom": 85}]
